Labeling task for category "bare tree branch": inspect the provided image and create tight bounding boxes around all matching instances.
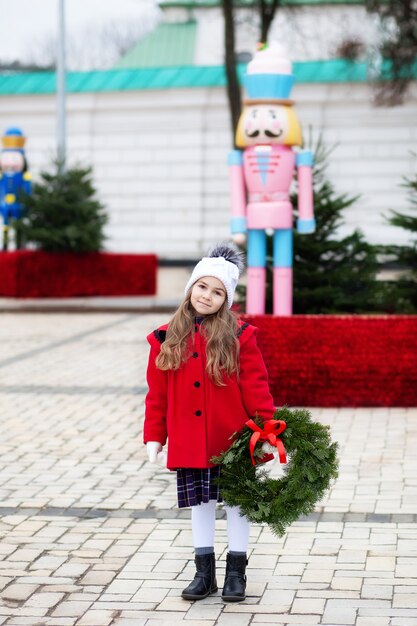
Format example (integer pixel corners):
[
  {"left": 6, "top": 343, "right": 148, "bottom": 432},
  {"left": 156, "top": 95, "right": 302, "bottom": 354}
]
[
  {"left": 366, "top": 0, "right": 417, "bottom": 105},
  {"left": 222, "top": 0, "right": 284, "bottom": 143},
  {"left": 21, "top": 13, "right": 160, "bottom": 72},
  {"left": 259, "top": 0, "right": 280, "bottom": 43},
  {"left": 223, "top": 0, "right": 242, "bottom": 145}
]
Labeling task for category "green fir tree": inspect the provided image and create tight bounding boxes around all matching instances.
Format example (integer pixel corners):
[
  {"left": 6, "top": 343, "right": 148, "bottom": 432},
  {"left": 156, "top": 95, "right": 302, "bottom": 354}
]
[
  {"left": 384, "top": 171, "right": 417, "bottom": 312},
  {"left": 291, "top": 141, "right": 384, "bottom": 313},
  {"left": 16, "top": 162, "right": 107, "bottom": 252}
]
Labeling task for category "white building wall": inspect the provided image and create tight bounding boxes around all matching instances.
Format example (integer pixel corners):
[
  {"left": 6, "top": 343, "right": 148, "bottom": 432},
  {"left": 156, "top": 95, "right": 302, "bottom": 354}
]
[{"left": 1, "top": 81, "right": 416, "bottom": 259}]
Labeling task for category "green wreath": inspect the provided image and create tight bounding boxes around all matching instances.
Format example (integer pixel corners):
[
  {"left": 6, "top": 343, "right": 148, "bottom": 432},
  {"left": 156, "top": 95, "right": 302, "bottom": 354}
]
[{"left": 211, "top": 406, "right": 339, "bottom": 536}]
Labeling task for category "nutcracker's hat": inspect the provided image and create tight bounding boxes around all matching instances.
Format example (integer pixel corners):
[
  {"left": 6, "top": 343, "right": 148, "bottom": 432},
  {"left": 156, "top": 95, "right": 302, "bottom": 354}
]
[
  {"left": 244, "top": 43, "right": 295, "bottom": 105},
  {"left": 2, "top": 127, "right": 26, "bottom": 152}
]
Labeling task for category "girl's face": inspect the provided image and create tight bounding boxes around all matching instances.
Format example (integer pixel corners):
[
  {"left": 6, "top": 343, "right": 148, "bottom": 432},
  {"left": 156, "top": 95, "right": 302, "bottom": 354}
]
[{"left": 190, "top": 276, "right": 227, "bottom": 316}]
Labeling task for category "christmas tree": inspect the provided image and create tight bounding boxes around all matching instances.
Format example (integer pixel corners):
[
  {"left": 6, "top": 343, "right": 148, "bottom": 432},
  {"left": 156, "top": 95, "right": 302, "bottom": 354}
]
[
  {"left": 291, "top": 140, "right": 384, "bottom": 313},
  {"left": 16, "top": 162, "right": 107, "bottom": 252},
  {"left": 384, "top": 171, "right": 417, "bottom": 312}
]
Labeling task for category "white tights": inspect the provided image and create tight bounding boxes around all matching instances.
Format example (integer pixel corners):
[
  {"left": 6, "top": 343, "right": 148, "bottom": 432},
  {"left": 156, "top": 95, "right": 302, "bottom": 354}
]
[{"left": 191, "top": 500, "right": 250, "bottom": 552}]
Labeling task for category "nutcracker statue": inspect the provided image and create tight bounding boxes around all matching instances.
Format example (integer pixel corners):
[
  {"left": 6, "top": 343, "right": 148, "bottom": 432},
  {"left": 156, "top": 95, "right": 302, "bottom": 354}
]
[
  {"left": 228, "top": 43, "right": 315, "bottom": 316},
  {"left": 0, "top": 127, "right": 32, "bottom": 251}
]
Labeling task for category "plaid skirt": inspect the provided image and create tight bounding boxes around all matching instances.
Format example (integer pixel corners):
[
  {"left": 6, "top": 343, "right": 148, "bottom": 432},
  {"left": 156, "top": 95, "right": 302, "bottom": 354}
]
[{"left": 176, "top": 467, "right": 222, "bottom": 508}]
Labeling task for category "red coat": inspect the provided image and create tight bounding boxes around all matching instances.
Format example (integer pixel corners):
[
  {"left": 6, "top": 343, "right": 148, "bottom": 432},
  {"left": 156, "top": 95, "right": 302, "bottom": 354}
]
[{"left": 144, "top": 320, "right": 275, "bottom": 470}]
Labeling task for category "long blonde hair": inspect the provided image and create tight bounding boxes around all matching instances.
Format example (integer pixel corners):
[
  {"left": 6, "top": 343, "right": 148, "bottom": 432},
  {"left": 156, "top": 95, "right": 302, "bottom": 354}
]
[{"left": 155, "top": 294, "right": 240, "bottom": 385}]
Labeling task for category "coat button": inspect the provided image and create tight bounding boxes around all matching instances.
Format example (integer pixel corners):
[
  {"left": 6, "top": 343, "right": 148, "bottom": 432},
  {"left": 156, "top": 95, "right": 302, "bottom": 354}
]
[
  {"left": 195, "top": 410, "right": 202, "bottom": 416},
  {"left": 194, "top": 381, "right": 201, "bottom": 388},
  {"left": 193, "top": 352, "right": 199, "bottom": 358}
]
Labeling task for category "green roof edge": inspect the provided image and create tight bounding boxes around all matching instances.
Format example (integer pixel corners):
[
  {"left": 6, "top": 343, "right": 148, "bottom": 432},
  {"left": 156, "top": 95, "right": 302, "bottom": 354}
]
[{"left": 0, "top": 60, "right": 416, "bottom": 95}]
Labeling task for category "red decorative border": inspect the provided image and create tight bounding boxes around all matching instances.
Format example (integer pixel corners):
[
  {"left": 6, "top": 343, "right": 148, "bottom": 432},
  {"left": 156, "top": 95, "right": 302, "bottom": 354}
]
[
  {"left": 244, "top": 315, "right": 417, "bottom": 407},
  {"left": 0, "top": 251, "right": 157, "bottom": 298}
]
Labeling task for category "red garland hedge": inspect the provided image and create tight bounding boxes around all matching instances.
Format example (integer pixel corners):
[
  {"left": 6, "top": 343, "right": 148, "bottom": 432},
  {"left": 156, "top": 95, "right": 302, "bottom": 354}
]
[
  {"left": 244, "top": 315, "right": 417, "bottom": 407},
  {"left": 0, "top": 251, "right": 157, "bottom": 298}
]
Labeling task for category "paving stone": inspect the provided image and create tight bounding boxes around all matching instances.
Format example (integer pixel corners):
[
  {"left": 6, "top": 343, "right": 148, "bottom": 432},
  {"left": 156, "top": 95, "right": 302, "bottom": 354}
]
[
  {"left": 356, "top": 618, "right": 390, "bottom": 626},
  {"left": 75, "top": 609, "right": 116, "bottom": 625},
  {"left": 113, "top": 617, "right": 149, "bottom": 626},
  {"left": 322, "top": 603, "right": 357, "bottom": 624},
  {"left": 275, "top": 563, "right": 305, "bottom": 576},
  {"left": 25, "top": 592, "right": 66, "bottom": 608},
  {"left": 291, "top": 598, "right": 325, "bottom": 613},
  {"left": 54, "top": 564, "right": 90, "bottom": 578},
  {"left": 183, "top": 601, "right": 222, "bottom": 620},
  {"left": 0, "top": 583, "right": 39, "bottom": 601},
  {"left": 361, "top": 584, "right": 393, "bottom": 599},
  {"left": 62, "top": 592, "right": 100, "bottom": 602},
  {"left": 396, "top": 562, "right": 417, "bottom": 577},
  {"left": 80, "top": 571, "right": 116, "bottom": 586},
  {"left": 3, "top": 607, "right": 48, "bottom": 618},
  {"left": 131, "top": 586, "right": 169, "bottom": 602},
  {"left": 44, "top": 617, "right": 76, "bottom": 626},
  {"left": 51, "top": 601, "right": 93, "bottom": 618},
  {"left": 251, "top": 616, "right": 320, "bottom": 624},
  {"left": 337, "top": 550, "right": 367, "bottom": 563},
  {"left": 0, "top": 577, "right": 13, "bottom": 592},
  {"left": 153, "top": 558, "right": 187, "bottom": 573},
  {"left": 148, "top": 621, "right": 215, "bottom": 626},
  {"left": 366, "top": 556, "right": 396, "bottom": 571},
  {"left": 301, "top": 570, "right": 334, "bottom": 583},
  {"left": 258, "top": 588, "right": 295, "bottom": 607},
  {"left": 331, "top": 573, "right": 364, "bottom": 591},
  {"left": 224, "top": 604, "right": 292, "bottom": 614},
  {"left": 0, "top": 615, "right": 46, "bottom": 626},
  {"left": 215, "top": 613, "right": 252, "bottom": 625},
  {"left": 30, "top": 556, "right": 68, "bottom": 571},
  {"left": 359, "top": 608, "right": 417, "bottom": 617},
  {"left": 393, "top": 593, "right": 417, "bottom": 608},
  {"left": 105, "top": 579, "right": 143, "bottom": 595}
]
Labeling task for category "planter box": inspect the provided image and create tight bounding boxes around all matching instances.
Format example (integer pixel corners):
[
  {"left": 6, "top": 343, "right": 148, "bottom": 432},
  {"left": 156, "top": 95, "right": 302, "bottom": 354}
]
[
  {"left": 245, "top": 315, "right": 417, "bottom": 407},
  {"left": 0, "top": 250, "right": 157, "bottom": 298}
]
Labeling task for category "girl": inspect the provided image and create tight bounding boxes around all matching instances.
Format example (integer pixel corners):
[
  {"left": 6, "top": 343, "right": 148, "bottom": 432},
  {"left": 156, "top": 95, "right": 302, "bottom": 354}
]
[{"left": 143, "top": 243, "right": 276, "bottom": 602}]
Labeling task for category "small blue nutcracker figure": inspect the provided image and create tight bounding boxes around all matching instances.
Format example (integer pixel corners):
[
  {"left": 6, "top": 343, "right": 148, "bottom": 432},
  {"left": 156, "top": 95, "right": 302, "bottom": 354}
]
[{"left": 0, "top": 127, "right": 32, "bottom": 250}]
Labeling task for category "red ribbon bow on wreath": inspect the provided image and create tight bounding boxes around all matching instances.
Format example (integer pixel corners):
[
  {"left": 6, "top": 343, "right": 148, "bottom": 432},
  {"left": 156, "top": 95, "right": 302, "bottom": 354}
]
[{"left": 246, "top": 418, "right": 287, "bottom": 466}]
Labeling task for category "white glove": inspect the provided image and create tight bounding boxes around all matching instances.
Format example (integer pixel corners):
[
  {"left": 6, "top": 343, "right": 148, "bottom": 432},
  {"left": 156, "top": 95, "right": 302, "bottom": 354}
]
[{"left": 146, "top": 441, "right": 163, "bottom": 463}]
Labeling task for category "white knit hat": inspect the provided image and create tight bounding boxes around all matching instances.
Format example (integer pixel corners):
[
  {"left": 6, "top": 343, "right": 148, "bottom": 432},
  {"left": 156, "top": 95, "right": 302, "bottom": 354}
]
[{"left": 184, "top": 243, "right": 245, "bottom": 309}]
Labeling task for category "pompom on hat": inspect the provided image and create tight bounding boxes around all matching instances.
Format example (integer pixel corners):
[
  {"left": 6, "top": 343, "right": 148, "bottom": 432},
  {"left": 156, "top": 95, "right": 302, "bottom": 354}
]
[{"left": 184, "top": 243, "right": 245, "bottom": 309}]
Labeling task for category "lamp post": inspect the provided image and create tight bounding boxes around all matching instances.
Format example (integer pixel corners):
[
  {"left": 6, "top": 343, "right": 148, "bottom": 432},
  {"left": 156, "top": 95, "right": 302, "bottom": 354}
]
[{"left": 57, "top": 0, "right": 66, "bottom": 173}]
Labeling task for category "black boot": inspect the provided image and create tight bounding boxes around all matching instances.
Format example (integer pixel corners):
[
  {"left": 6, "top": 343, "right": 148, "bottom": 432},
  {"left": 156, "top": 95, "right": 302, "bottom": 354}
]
[
  {"left": 182, "top": 553, "right": 218, "bottom": 601},
  {"left": 221, "top": 552, "right": 247, "bottom": 602}
]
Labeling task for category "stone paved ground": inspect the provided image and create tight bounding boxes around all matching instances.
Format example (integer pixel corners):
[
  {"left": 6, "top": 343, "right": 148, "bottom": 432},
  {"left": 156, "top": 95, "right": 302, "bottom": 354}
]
[{"left": 0, "top": 312, "right": 416, "bottom": 626}]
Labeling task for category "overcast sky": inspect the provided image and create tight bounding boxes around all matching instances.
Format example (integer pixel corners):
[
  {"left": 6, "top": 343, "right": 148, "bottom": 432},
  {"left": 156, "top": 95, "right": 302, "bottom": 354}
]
[{"left": 0, "top": 0, "right": 159, "bottom": 63}]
